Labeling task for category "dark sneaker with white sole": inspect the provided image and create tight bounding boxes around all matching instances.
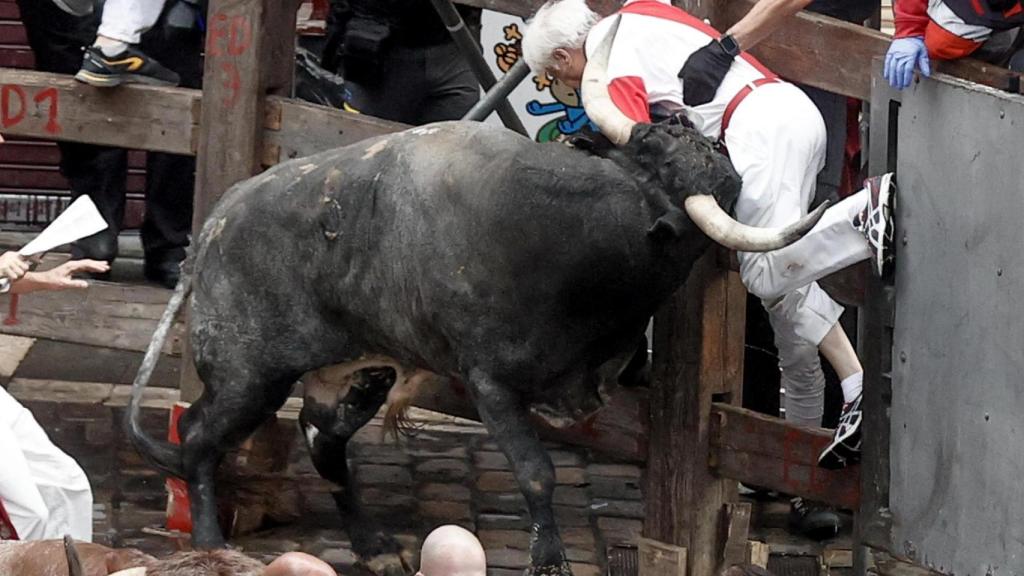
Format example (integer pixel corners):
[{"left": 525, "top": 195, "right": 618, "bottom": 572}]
[
  {"left": 818, "top": 392, "right": 863, "bottom": 470},
  {"left": 75, "top": 45, "right": 180, "bottom": 87},
  {"left": 854, "top": 173, "right": 895, "bottom": 277},
  {"left": 52, "top": 0, "right": 94, "bottom": 16},
  {"left": 789, "top": 497, "right": 841, "bottom": 541}
]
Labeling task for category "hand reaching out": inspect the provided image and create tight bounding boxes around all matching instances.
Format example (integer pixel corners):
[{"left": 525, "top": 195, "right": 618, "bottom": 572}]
[{"left": 33, "top": 259, "right": 110, "bottom": 290}]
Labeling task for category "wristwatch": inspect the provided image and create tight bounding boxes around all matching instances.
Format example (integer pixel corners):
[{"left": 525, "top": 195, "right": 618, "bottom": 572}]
[{"left": 718, "top": 34, "right": 741, "bottom": 57}]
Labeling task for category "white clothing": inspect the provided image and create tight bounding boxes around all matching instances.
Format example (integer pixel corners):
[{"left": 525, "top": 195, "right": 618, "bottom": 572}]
[
  {"left": 726, "top": 83, "right": 870, "bottom": 426},
  {"left": 0, "top": 387, "right": 92, "bottom": 541},
  {"left": 97, "top": 0, "right": 168, "bottom": 45},
  {"left": 584, "top": 0, "right": 775, "bottom": 139},
  {"left": 583, "top": 0, "right": 874, "bottom": 426},
  {"left": 727, "top": 82, "right": 871, "bottom": 314}
]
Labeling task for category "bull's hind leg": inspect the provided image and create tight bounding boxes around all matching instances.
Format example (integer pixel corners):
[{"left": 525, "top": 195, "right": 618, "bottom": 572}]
[
  {"left": 301, "top": 366, "right": 411, "bottom": 576},
  {"left": 466, "top": 369, "right": 572, "bottom": 576},
  {"left": 178, "top": 370, "right": 298, "bottom": 548}
]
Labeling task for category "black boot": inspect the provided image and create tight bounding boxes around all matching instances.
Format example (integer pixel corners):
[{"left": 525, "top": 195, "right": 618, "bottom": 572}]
[
  {"left": 789, "top": 497, "right": 841, "bottom": 541},
  {"left": 143, "top": 255, "right": 183, "bottom": 289}
]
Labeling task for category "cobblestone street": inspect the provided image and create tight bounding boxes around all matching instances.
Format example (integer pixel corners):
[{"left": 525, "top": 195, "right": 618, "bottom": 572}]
[
  {"left": 5, "top": 336, "right": 644, "bottom": 575},
  {"left": 3, "top": 335, "right": 855, "bottom": 576}
]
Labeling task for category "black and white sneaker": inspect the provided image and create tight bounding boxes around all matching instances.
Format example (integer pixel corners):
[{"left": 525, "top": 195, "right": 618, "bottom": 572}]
[
  {"left": 75, "top": 45, "right": 180, "bottom": 87},
  {"left": 854, "top": 173, "right": 895, "bottom": 277},
  {"left": 818, "top": 392, "right": 863, "bottom": 470},
  {"left": 52, "top": 0, "right": 94, "bottom": 16}
]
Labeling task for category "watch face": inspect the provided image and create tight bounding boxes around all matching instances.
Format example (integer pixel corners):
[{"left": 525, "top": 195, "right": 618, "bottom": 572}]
[{"left": 720, "top": 35, "right": 740, "bottom": 55}]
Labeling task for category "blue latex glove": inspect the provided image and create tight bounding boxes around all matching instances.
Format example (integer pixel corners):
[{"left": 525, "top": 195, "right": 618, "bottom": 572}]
[{"left": 884, "top": 36, "right": 932, "bottom": 90}]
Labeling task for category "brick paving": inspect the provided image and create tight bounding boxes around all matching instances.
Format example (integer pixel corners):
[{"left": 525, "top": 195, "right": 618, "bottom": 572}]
[
  {"left": 2, "top": 334, "right": 854, "bottom": 576},
  {"left": 3, "top": 332, "right": 645, "bottom": 575}
]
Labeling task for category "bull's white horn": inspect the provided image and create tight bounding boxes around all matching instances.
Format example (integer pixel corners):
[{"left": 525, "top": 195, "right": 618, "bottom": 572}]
[
  {"left": 580, "top": 15, "right": 635, "bottom": 146},
  {"left": 107, "top": 569, "right": 147, "bottom": 576},
  {"left": 683, "top": 195, "right": 829, "bottom": 252}
]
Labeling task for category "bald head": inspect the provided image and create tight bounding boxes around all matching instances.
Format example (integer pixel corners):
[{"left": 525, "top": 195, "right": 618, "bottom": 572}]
[
  {"left": 417, "top": 525, "right": 487, "bottom": 576},
  {"left": 263, "top": 552, "right": 337, "bottom": 576}
]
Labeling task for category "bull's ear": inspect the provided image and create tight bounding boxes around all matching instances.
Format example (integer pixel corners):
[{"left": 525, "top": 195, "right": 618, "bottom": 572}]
[{"left": 647, "top": 210, "right": 687, "bottom": 241}]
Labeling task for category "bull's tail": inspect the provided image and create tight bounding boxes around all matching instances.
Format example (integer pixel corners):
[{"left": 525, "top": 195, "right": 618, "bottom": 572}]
[{"left": 123, "top": 272, "right": 192, "bottom": 479}]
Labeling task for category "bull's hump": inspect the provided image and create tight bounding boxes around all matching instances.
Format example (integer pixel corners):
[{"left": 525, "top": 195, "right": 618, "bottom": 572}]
[{"left": 391, "top": 121, "right": 531, "bottom": 156}]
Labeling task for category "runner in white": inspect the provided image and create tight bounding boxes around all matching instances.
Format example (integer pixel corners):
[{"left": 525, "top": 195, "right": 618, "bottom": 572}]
[
  {"left": 0, "top": 253, "right": 106, "bottom": 541},
  {"left": 523, "top": 0, "right": 895, "bottom": 475},
  {"left": 0, "top": 386, "right": 93, "bottom": 541}
]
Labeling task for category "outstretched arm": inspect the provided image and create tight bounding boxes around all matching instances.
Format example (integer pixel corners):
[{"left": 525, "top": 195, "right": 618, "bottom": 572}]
[
  {"left": 10, "top": 259, "right": 109, "bottom": 294},
  {"left": 679, "top": 0, "right": 811, "bottom": 106},
  {"left": 724, "top": 0, "right": 814, "bottom": 52}
]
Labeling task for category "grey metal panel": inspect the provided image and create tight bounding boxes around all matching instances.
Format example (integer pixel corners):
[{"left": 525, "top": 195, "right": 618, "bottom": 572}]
[{"left": 890, "top": 74, "right": 1024, "bottom": 576}]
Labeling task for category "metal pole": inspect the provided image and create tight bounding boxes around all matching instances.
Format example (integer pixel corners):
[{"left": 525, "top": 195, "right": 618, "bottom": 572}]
[
  {"left": 428, "top": 0, "right": 529, "bottom": 135},
  {"left": 463, "top": 59, "right": 531, "bottom": 123}
]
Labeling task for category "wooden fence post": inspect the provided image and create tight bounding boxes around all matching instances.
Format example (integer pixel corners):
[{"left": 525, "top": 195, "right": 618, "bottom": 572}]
[
  {"left": 179, "top": 0, "right": 300, "bottom": 402},
  {"left": 644, "top": 251, "right": 747, "bottom": 576}
]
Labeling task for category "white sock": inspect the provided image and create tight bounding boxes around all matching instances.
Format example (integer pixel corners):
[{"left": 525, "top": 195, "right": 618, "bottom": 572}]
[
  {"left": 839, "top": 371, "right": 863, "bottom": 404},
  {"left": 94, "top": 36, "right": 129, "bottom": 57}
]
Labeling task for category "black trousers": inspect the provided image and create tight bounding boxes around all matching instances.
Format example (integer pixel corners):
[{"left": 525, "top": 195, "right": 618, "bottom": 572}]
[
  {"left": 16, "top": 0, "right": 201, "bottom": 264},
  {"left": 342, "top": 42, "right": 480, "bottom": 125}
]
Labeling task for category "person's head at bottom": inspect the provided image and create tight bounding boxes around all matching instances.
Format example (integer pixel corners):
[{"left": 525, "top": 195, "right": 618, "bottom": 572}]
[
  {"left": 264, "top": 552, "right": 337, "bottom": 576},
  {"left": 417, "top": 525, "right": 487, "bottom": 576}
]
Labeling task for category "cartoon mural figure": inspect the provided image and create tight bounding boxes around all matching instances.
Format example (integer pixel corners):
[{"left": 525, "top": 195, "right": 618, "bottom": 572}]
[{"left": 493, "top": 23, "right": 596, "bottom": 142}]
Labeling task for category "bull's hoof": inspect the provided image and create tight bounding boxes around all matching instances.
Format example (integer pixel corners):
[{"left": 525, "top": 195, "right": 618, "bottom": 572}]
[
  {"left": 363, "top": 552, "right": 411, "bottom": 576},
  {"left": 524, "top": 562, "right": 574, "bottom": 576}
]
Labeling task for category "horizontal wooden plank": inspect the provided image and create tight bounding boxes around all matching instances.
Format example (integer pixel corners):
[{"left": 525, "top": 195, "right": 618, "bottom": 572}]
[
  {"left": 0, "top": 69, "right": 200, "bottom": 155},
  {"left": 0, "top": 140, "right": 149, "bottom": 168},
  {"left": 0, "top": 2, "right": 20, "bottom": 18},
  {"left": 0, "top": 254, "right": 183, "bottom": 355},
  {"left": 710, "top": 403, "right": 861, "bottom": 510},
  {"left": 0, "top": 48, "right": 35, "bottom": 69},
  {"left": 0, "top": 166, "right": 145, "bottom": 191},
  {"left": 0, "top": 22, "right": 26, "bottom": 45},
  {"left": 714, "top": 0, "right": 1022, "bottom": 99},
  {"left": 263, "top": 96, "right": 409, "bottom": 162}
]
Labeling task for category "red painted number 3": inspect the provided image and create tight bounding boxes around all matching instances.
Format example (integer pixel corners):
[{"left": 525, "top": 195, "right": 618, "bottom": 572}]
[{"left": 206, "top": 11, "right": 252, "bottom": 109}]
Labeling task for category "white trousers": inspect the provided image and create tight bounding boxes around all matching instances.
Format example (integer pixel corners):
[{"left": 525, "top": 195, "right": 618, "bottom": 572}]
[
  {"left": 0, "top": 387, "right": 92, "bottom": 541},
  {"left": 97, "top": 0, "right": 168, "bottom": 44},
  {"left": 725, "top": 83, "right": 871, "bottom": 427}
]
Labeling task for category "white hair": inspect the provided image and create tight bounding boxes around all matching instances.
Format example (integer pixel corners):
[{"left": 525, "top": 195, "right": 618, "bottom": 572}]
[{"left": 522, "top": 0, "right": 600, "bottom": 74}]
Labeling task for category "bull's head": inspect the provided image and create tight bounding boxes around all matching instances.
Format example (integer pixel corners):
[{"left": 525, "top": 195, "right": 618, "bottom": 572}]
[{"left": 580, "top": 17, "right": 826, "bottom": 252}]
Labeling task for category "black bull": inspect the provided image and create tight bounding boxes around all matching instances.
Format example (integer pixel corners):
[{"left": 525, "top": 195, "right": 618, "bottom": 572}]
[{"left": 127, "top": 120, "right": 744, "bottom": 575}]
